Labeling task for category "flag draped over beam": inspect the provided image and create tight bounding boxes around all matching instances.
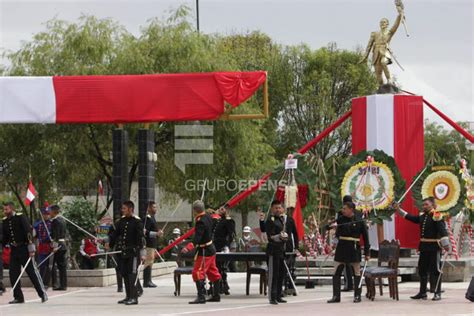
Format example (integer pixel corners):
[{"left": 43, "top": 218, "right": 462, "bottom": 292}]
[{"left": 0, "top": 71, "right": 266, "bottom": 124}]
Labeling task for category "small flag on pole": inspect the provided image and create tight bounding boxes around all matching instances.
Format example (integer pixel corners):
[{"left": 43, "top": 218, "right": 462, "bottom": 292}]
[{"left": 25, "top": 180, "right": 36, "bottom": 206}]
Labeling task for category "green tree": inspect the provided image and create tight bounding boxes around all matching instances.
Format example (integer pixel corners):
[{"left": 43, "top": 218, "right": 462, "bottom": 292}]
[
  {"left": 62, "top": 198, "right": 98, "bottom": 269},
  {"left": 424, "top": 120, "right": 472, "bottom": 166},
  {"left": 0, "top": 9, "right": 277, "bottom": 221},
  {"left": 277, "top": 43, "right": 377, "bottom": 160}
]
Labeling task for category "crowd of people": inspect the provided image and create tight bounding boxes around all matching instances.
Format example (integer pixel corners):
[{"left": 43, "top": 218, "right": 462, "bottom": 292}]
[{"left": 0, "top": 194, "right": 450, "bottom": 306}]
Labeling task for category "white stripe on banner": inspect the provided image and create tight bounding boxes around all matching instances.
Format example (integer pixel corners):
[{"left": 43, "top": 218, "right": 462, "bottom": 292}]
[
  {"left": 366, "top": 94, "right": 396, "bottom": 250},
  {"left": 0, "top": 77, "right": 56, "bottom": 123}
]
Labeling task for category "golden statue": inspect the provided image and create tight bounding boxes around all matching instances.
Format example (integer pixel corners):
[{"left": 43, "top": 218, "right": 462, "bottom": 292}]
[{"left": 359, "top": 1, "right": 407, "bottom": 87}]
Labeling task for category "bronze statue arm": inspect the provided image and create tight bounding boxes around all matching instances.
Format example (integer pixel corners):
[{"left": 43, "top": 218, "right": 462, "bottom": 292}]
[
  {"left": 388, "top": 11, "right": 403, "bottom": 40},
  {"left": 359, "top": 32, "right": 375, "bottom": 64}
]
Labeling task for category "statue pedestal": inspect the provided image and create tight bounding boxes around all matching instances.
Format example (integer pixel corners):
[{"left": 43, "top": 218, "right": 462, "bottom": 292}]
[{"left": 352, "top": 94, "right": 424, "bottom": 249}]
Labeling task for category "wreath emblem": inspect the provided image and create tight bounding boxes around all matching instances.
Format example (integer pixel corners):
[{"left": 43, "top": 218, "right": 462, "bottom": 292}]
[
  {"left": 342, "top": 161, "right": 395, "bottom": 211},
  {"left": 413, "top": 165, "right": 464, "bottom": 218}
]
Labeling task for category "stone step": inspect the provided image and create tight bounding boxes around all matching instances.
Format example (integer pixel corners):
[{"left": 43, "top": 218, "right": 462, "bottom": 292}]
[{"left": 294, "top": 267, "right": 417, "bottom": 276}]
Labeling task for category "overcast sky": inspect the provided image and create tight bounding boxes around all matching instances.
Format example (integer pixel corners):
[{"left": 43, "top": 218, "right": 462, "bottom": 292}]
[{"left": 0, "top": 0, "right": 472, "bottom": 127}]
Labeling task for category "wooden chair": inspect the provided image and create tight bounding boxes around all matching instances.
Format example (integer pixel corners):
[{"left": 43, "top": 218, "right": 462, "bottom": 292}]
[
  {"left": 173, "top": 251, "right": 194, "bottom": 296},
  {"left": 364, "top": 239, "right": 400, "bottom": 301},
  {"left": 245, "top": 245, "right": 268, "bottom": 296}
]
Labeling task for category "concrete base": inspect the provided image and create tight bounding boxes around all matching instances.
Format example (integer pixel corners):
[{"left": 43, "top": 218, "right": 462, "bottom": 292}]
[{"left": 3, "top": 261, "right": 176, "bottom": 287}]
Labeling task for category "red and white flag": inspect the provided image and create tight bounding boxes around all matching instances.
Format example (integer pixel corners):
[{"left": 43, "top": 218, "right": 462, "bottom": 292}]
[
  {"left": 25, "top": 180, "right": 37, "bottom": 206},
  {"left": 352, "top": 94, "right": 424, "bottom": 249},
  {"left": 98, "top": 179, "right": 104, "bottom": 196},
  {"left": 0, "top": 72, "right": 266, "bottom": 124}
]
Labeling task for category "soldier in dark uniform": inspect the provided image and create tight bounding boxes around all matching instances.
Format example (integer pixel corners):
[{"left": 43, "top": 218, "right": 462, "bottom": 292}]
[
  {"left": 2, "top": 202, "right": 47, "bottom": 304},
  {"left": 212, "top": 204, "right": 235, "bottom": 295},
  {"left": 183, "top": 200, "right": 222, "bottom": 304},
  {"left": 394, "top": 197, "right": 449, "bottom": 301},
  {"left": 283, "top": 207, "right": 299, "bottom": 296},
  {"left": 107, "top": 201, "right": 145, "bottom": 305},
  {"left": 340, "top": 195, "right": 355, "bottom": 292},
  {"left": 265, "top": 200, "right": 288, "bottom": 305},
  {"left": 49, "top": 205, "right": 68, "bottom": 291},
  {"left": 142, "top": 201, "right": 162, "bottom": 288},
  {"left": 327, "top": 201, "right": 370, "bottom": 304},
  {"left": 33, "top": 207, "right": 52, "bottom": 289}
]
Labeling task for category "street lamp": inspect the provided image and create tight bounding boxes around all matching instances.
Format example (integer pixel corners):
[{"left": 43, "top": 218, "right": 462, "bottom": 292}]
[{"left": 196, "top": 0, "right": 200, "bottom": 32}]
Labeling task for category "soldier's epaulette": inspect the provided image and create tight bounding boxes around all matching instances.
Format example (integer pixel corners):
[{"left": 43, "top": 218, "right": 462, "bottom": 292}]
[
  {"left": 147, "top": 214, "right": 152, "bottom": 218},
  {"left": 2, "top": 216, "right": 6, "bottom": 220},
  {"left": 432, "top": 212, "right": 443, "bottom": 221},
  {"left": 121, "top": 215, "right": 125, "bottom": 218},
  {"left": 134, "top": 215, "right": 141, "bottom": 220},
  {"left": 271, "top": 216, "right": 275, "bottom": 221},
  {"left": 16, "top": 212, "right": 23, "bottom": 216},
  {"left": 226, "top": 217, "right": 231, "bottom": 220}
]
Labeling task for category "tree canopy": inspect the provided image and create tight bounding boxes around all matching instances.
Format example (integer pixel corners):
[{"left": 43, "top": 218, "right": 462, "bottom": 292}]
[{"left": 4, "top": 6, "right": 467, "bottom": 220}]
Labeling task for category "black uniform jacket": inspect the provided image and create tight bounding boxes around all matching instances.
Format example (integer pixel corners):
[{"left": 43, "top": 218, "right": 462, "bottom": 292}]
[
  {"left": 2, "top": 212, "right": 33, "bottom": 247},
  {"left": 109, "top": 215, "right": 144, "bottom": 258},
  {"left": 143, "top": 214, "right": 158, "bottom": 248},
  {"left": 265, "top": 215, "right": 286, "bottom": 257},
  {"left": 193, "top": 213, "right": 216, "bottom": 257},
  {"left": 212, "top": 214, "right": 235, "bottom": 251},
  {"left": 404, "top": 211, "right": 448, "bottom": 252},
  {"left": 334, "top": 213, "right": 370, "bottom": 263},
  {"left": 51, "top": 216, "right": 67, "bottom": 247}
]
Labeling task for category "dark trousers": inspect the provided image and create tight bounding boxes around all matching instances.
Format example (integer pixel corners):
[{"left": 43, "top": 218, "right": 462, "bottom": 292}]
[
  {"left": 114, "top": 254, "right": 123, "bottom": 290},
  {"left": 52, "top": 249, "right": 67, "bottom": 288},
  {"left": 37, "top": 252, "right": 51, "bottom": 287},
  {"left": 284, "top": 255, "right": 296, "bottom": 291},
  {"left": 418, "top": 250, "right": 441, "bottom": 294},
  {"left": 9, "top": 245, "right": 45, "bottom": 300},
  {"left": 343, "top": 263, "right": 354, "bottom": 289},
  {"left": 121, "top": 255, "right": 140, "bottom": 300},
  {"left": 217, "top": 260, "right": 229, "bottom": 291},
  {"left": 268, "top": 254, "right": 285, "bottom": 301}
]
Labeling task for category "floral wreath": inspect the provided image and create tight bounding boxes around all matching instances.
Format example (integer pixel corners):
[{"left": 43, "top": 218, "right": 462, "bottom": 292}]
[
  {"left": 330, "top": 150, "right": 406, "bottom": 224},
  {"left": 412, "top": 164, "right": 465, "bottom": 218},
  {"left": 341, "top": 160, "right": 395, "bottom": 211}
]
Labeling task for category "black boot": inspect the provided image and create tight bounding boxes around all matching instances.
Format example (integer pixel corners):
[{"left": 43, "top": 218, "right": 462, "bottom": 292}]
[
  {"left": 327, "top": 275, "right": 341, "bottom": 303},
  {"left": 116, "top": 272, "right": 123, "bottom": 293},
  {"left": 221, "top": 278, "right": 230, "bottom": 295},
  {"left": 207, "top": 281, "right": 221, "bottom": 302},
  {"left": 189, "top": 280, "right": 206, "bottom": 304},
  {"left": 353, "top": 276, "right": 362, "bottom": 303},
  {"left": 118, "top": 275, "right": 130, "bottom": 304},
  {"left": 411, "top": 277, "right": 428, "bottom": 300},
  {"left": 432, "top": 277, "right": 442, "bottom": 301},
  {"left": 136, "top": 278, "right": 143, "bottom": 297},
  {"left": 9, "top": 298, "right": 25, "bottom": 304},
  {"left": 143, "top": 266, "right": 157, "bottom": 288},
  {"left": 51, "top": 266, "right": 59, "bottom": 290},
  {"left": 59, "top": 268, "right": 67, "bottom": 291},
  {"left": 342, "top": 265, "right": 354, "bottom": 292},
  {"left": 41, "top": 292, "right": 48, "bottom": 303},
  {"left": 125, "top": 273, "right": 139, "bottom": 305}
]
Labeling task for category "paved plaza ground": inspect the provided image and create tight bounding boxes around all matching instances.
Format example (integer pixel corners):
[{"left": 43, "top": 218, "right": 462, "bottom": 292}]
[{"left": 0, "top": 273, "right": 472, "bottom": 316}]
